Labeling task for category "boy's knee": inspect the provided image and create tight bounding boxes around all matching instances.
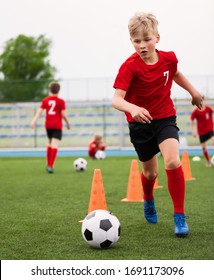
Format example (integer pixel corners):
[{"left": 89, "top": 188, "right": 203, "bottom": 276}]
[
  {"left": 165, "top": 158, "right": 180, "bottom": 169},
  {"left": 143, "top": 170, "right": 158, "bottom": 180}
]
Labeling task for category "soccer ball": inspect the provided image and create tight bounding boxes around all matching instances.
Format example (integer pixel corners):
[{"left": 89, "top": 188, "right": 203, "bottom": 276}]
[
  {"left": 73, "top": 158, "right": 87, "bottom": 171},
  {"left": 95, "top": 150, "right": 106, "bottom": 160},
  {"left": 81, "top": 209, "right": 121, "bottom": 249},
  {"left": 211, "top": 155, "right": 214, "bottom": 166}
]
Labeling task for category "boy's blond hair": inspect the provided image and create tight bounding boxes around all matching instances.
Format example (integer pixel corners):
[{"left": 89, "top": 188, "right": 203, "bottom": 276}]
[
  {"left": 128, "top": 12, "right": 159, "bottom": 37},
  {"left": 94, "top": 133, "right": 103, "bottom": 141}
]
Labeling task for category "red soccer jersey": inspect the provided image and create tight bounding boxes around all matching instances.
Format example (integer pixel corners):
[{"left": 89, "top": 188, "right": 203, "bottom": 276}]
[
  {"left": 40, "top": 95, "right": 66, "bottom": 130},
  {"left": 113, "top": 50, "right": 178, "bottom": 122},
  {"left": 190, "top": 105, "right": 213, "bottom": 136},
  {"left": 88, "top": 140, "right": 106, "bottom": 158}
]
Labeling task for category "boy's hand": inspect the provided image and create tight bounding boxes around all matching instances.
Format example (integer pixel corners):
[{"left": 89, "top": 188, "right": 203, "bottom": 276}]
[
  {"left": 130, "top": 106, "right": 153, "bottom": 123},
  {"left": 66, "top": 123, "right": 71, "bottom": 129},
  {"left": 192, "top": 132, "right": 197, "bottom": 138},
  {"left": 30, "top": 123, "right": 36, "bottom": 129},
  {"left": 191, "top": 94, "right": 204, "bottom": 110}
]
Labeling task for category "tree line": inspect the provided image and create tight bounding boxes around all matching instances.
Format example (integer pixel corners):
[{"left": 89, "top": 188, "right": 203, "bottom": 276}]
[{"left": 0, "top": 34, "right": 56, "bottom": 102}]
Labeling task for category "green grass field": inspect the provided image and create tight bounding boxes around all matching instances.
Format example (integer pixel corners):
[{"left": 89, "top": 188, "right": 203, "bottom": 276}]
[{"left": 0, "top": 156, "right": 213, "bottom": 260}]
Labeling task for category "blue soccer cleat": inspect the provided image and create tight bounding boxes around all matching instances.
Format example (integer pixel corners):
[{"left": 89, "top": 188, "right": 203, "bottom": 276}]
[
  {"left": 144, "top": 198, "right": 157, "bottom": 224},
  {"left": 174, "top": 213, "right": 189, "bottom": 237},
  {"left": 46, "top": 166, "right": 54, "bottom": 174}
]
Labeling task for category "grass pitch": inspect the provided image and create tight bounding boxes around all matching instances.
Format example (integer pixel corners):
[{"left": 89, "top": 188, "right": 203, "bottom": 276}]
[{"left": 0, "top": 156, "right": 213, "bottom": 260}]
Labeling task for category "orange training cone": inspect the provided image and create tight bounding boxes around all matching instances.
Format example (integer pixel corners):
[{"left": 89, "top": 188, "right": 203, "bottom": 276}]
[
  {"left": 154, "top": 178, "right": 163, "bottom": 189},
  {"left": 121, "top": 159, "right": 143, "bottom": 202},
  {"left": 181, "top": 150, "right": 195, "bottom": 181},
  {"left": 79, "top": 169, "right": 107, "bottom": 222},
  {"left": 87, "top": 169, "right": 107, "bottom": 213}
]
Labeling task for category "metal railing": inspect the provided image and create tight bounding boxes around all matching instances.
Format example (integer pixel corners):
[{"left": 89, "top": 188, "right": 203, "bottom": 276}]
[{"left": 0, "top": 99, "right": 213, "bottom": 148}]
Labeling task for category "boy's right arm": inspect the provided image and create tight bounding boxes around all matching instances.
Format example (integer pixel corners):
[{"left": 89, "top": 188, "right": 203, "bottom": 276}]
[
  {"left": 112, "top": 89, "right": 152, "bottom": 123},
  {"left": 30, "top": 108, "right": 43, "bottom": 129},
  {"left": 190, "top": 119, "right": 197, "bottom": 137}
]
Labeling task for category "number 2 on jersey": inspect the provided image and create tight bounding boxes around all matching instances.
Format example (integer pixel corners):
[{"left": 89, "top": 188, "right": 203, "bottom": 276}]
[{"left": 48, "top": 100, "right": 56, "bottom": 115}]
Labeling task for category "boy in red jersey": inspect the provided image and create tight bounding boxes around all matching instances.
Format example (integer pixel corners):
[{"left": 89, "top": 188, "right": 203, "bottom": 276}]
[
  {"left": 88, "top": 133, "right": 106, "bottom": 158},
  {"left": 190, "top": 99, "right": 214, "bottom": 166},
  {"left": 112, "top": 12, "right": 203, "bottom": 237},
  {"left": 31, "top": 82, "right": 71, "bottom": 173}
]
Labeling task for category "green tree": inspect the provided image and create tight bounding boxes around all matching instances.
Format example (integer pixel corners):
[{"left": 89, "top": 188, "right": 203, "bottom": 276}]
[{"left": 0, "top": 34, "right": 57, "bottom": 102}]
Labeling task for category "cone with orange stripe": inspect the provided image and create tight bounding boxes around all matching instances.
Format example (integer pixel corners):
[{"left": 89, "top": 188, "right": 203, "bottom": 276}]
[
  {"left": 79, "top": 169, "right": 107, "bottom": 222},
  {"left": 121, "top": 159, "right": 143, "bottom": 202},
  {"left": 181, "top": 150, "right": 195, "bottom": 181}
]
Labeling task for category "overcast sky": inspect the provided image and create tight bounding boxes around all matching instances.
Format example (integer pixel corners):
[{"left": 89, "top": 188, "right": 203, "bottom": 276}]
[{"left": 0, "top": 0, "right": 213, "bottom": 80}]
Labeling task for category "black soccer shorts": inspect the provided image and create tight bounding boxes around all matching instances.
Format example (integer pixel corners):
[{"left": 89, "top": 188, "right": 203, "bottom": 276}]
[
  {"left": 46, "top": 129, "right": 62, "bottom": 140},
  {"left": 128, "top": 115, "right": 179, "bottom": 162},
  {"left": 199, "top": 130, "right": 214, "bottom": 143}
]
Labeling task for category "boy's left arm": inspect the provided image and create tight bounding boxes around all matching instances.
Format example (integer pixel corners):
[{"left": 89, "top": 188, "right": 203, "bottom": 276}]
[{"left": 173, "top": 70, "right": 203, "bottom": 110}]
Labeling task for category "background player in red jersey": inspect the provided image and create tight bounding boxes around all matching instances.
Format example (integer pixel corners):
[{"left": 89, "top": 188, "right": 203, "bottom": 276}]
[
  {"left": 190, "top": 99, "right": 214, "bottom": 166},
  {"left": 112, "top": 12, "right": 203, "bottom": 237},
  {"left": 88, "top": 133, "right": 106, "bottom": 158},
  {"left": 31, "top": 82, "right": 71, "bottom": 173}
]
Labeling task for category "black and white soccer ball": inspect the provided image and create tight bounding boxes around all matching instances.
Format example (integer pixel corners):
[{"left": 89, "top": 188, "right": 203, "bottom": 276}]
[
  {"left": 73, "top": 158, "right": 87, "bottom": 171},
  {"left": 81, "top": 209, "right": 121, "bottom": 249},
  {"left": 95, "top": 150, "right": 106, "bottom": 160}
]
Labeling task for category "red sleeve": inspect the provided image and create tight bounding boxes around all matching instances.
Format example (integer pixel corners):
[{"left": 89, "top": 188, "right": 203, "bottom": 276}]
[
  {"left": 88, "top": 141, "right": 96, "bottom": 150},
  {"left": 113, "top": 61, "right": 135, "bottom": 91},
  {"left": 207, "top": 106, "right": 213, "bottom": 114},
  {"left": 61, "top": 99, "right": 66, "bottom": 110},
  {"left": 168, "top": 51, "right": 178, "bottom": 73},
  {"left": 190, "top": 109, "right": 196, "bottom": 121}
]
